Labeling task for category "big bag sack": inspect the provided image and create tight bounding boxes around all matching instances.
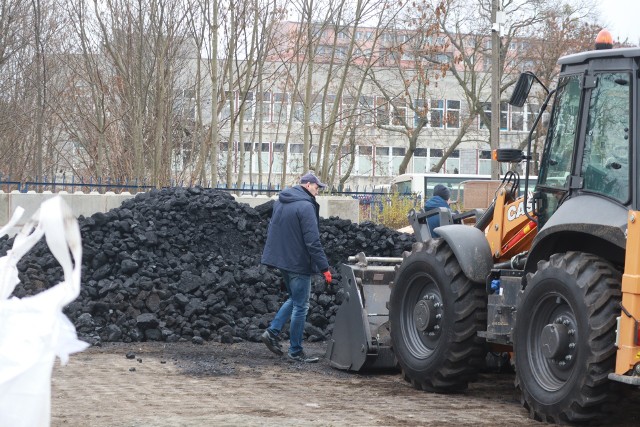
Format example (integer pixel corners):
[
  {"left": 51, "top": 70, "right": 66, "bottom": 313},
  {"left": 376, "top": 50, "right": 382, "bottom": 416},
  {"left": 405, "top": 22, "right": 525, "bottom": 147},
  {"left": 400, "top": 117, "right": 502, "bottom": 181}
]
[{"left": 0, "top": 196, "right": 88, "bottom": 427}]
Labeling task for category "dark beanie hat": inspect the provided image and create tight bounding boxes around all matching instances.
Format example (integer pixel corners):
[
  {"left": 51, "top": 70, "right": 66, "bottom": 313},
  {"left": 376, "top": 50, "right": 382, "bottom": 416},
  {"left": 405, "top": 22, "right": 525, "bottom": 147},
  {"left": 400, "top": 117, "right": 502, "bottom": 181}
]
[{"left": 433, "top": 184, "right": 450, "bottom": 200}]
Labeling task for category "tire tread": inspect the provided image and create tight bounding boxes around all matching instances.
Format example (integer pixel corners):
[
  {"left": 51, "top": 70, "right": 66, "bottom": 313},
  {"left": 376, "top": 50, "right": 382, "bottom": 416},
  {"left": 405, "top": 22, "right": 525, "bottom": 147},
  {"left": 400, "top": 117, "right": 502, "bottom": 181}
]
[
  {"left": 392, "top": 239, "right": 487, "bottom": 393},
  {"left": 515, "top": 252, "right": 622, "bottom": 423}
]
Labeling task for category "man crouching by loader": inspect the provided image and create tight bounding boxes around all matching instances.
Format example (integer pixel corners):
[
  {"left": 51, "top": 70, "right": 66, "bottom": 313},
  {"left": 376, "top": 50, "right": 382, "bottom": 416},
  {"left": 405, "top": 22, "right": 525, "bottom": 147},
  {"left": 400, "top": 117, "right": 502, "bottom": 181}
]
[{"left": 260, "top": 171, "right": 333, "bottom": 363}]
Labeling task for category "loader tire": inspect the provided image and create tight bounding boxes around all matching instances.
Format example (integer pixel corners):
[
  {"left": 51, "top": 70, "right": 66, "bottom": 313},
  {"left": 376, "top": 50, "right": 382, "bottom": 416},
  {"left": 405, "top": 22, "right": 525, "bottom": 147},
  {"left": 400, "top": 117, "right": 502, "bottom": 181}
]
[
  {"left": 389, "top": 239, "right": 486, "bottom": 392},
  {"left": 514, "top": 252, "right": 622, "bottom": 423}
]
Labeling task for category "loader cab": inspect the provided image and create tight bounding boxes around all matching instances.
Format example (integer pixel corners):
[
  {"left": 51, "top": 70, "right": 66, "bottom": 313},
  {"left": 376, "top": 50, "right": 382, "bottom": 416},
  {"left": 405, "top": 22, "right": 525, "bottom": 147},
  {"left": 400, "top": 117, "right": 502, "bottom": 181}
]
[
  {"left": 522, "top": 47, "right": 638, "bottom": 228},
  {"left": 535, "top": 65, "right": 634, "bottom": 226}
]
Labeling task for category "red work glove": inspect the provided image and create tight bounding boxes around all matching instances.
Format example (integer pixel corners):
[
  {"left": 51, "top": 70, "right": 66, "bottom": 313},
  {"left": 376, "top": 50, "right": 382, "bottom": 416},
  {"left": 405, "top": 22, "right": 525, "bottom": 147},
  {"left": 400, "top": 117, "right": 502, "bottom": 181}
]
[{"left": 323, "top": 270, "right": 332, "bottom": 285}]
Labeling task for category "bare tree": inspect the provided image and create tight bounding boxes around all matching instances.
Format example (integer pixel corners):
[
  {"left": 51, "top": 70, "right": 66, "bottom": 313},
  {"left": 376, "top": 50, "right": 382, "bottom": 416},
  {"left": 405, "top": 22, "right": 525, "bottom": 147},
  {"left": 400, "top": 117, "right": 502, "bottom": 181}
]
[
  {"left": 0, "top": 0, "right": 71, "bottom": 181},
  {"left": 91, "top": 0, "right": 192, "bottom": 186},
  {"left": 0, "top": 0, "right": 32, "bottom": 179},
  {"left": 364, "top": 5, "right": 448, "bottom": 175},
  {"left": 521, "top": 4, "right": 600, "bottom": 172},
  {"left": 417, "top": 0, "right": 599, "bottom": 175}
]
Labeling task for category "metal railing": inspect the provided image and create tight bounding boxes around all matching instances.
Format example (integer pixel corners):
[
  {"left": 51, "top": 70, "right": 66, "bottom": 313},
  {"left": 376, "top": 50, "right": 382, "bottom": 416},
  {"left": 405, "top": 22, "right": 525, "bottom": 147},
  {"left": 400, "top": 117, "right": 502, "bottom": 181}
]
[
  {"left": 0, "top": 175, "right": 420, "bottom": 224},
  {"left": 0, "top": 175, "right": 155, "bottom": 194}
]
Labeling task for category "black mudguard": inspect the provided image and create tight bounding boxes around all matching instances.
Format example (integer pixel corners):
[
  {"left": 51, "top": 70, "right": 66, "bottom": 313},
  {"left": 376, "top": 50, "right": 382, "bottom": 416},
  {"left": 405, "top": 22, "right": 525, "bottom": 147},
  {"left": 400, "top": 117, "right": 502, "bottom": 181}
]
[{"left": 435, "top": 224, "right": 493, "bottom": 284}]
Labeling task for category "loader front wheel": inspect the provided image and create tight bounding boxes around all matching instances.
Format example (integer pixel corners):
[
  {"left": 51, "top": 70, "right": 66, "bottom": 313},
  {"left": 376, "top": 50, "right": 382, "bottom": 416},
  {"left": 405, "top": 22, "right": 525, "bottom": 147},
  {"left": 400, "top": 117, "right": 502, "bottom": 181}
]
[
  {"left": 514, "top": 252, "right": 621, "bottom": 423},
  {"left": 390, "top": 240, "right": 486, "bottom": 392}
]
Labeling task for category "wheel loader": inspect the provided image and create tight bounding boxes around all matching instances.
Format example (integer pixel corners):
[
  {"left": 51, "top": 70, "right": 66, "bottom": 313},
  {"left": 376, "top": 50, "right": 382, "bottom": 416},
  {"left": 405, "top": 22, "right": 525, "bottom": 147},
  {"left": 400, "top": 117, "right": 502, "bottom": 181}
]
[{"left": 326, "top": 31, "right": 640, "bottom": 423}]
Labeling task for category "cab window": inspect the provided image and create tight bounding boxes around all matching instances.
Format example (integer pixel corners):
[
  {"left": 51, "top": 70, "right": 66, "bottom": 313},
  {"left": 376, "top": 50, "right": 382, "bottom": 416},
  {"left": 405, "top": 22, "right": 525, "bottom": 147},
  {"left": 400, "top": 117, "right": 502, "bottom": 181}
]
[
  {"left": 538, "top": 75, "right": 581, "bottom": 189},
  {"left": 581, "top": 72, "right": 631, "bottom": 203}
]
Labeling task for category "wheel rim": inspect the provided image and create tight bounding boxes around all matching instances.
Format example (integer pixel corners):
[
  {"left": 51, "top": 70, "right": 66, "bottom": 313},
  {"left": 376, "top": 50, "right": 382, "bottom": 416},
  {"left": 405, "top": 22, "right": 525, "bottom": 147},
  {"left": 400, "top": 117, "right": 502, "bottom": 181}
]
[
  {"left": 526, "top": 292, "right": 578, "bottom": 391},
  {"left": 399, "top": 271, "right": 444, "bottom": 359}
]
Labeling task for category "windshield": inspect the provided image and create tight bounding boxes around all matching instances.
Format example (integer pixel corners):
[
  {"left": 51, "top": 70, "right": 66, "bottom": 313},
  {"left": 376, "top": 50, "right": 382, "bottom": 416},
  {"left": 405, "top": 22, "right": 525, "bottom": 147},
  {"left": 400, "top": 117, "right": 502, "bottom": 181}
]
[
  {"left": 580, "top": 72, "right": 631, "bottom": 203},
  {"left": 393, "top": 179, "right": 412, "bottom": 194},
  {"left": 538, "top": 75, "right": 581, "bottom": 189}
]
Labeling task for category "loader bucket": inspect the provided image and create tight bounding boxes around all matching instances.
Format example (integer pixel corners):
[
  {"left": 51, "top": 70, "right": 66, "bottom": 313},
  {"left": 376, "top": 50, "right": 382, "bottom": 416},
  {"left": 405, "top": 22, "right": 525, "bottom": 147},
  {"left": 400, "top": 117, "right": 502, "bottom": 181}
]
[{"left": 326, "top": 253, "right": 401, "bottom": 371}]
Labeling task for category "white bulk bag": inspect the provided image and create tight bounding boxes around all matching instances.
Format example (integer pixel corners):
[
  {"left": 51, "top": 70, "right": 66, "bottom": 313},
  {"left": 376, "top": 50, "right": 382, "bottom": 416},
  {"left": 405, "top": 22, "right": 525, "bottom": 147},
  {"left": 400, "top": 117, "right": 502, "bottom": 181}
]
[{"left": 0, "top": 197, "right": 88, "bottom": 427}]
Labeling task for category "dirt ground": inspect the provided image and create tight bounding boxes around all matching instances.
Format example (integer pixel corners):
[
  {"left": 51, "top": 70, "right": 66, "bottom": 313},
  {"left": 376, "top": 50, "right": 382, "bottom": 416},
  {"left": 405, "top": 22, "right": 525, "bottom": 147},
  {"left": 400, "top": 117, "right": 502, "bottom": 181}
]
[{"left": 51, "top": 341, "right": 640, "bottom": 427}]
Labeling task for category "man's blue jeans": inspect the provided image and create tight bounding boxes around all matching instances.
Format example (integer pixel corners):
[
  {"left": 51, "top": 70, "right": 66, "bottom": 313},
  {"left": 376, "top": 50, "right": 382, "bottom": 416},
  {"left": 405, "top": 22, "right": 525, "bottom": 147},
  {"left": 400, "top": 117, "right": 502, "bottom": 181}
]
[{"left": 268, "top": 269, "right": 311, "bottom": 356}]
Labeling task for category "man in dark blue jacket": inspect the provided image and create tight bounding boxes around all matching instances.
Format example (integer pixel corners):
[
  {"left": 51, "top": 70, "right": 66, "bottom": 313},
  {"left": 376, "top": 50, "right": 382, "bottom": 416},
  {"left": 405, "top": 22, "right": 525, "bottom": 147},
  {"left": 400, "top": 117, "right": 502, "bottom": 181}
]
[
  {"left": 261, "top": 171, "right": 332, "bottom": 363},
  {"left": 424, "top": 184, "right": 451, "bottom": 238}
]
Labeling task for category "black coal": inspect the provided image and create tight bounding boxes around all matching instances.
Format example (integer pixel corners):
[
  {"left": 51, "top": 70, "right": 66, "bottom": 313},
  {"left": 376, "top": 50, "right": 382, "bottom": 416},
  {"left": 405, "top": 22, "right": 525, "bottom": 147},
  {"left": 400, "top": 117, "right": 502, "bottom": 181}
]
[{"left": 0, "top": 187, "right": 415, "bottom": 346}]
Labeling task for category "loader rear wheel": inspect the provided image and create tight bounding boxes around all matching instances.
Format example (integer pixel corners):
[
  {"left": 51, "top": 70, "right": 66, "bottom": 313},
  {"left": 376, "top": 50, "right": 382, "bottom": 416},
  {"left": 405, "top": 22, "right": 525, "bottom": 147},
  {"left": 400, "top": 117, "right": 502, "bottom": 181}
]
[
  {"left": 514, "top": 252, "right": 621, "bottom": 423},
  {"left": 390, "top": 239, "right": 486, "bottom": 392}
]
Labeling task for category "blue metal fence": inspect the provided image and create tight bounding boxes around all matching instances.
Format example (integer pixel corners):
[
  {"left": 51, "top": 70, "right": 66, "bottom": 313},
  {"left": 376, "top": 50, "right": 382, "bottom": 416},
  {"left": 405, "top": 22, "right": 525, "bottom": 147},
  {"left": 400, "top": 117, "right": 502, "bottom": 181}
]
[
  {"left": 0, "top": 175, "right": 156, "bottom": 194},
  {"left": 0, "top": 175, "right": 419, "bottom": 223}
]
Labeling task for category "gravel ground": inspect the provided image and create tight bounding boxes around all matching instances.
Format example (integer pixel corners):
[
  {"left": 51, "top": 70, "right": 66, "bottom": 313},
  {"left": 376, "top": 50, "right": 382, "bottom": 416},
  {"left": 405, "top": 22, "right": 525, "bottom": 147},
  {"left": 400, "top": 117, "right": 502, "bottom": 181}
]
[{"left": 50, "top": 341, "right": 640, "bottom": 427}]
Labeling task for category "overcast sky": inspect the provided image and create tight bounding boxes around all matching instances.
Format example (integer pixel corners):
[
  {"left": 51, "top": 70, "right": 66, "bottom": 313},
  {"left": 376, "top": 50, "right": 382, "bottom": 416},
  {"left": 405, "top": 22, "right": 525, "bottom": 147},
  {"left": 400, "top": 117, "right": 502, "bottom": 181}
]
[{"left": 597, "top": 0, "right": 639, "bottom": 44}]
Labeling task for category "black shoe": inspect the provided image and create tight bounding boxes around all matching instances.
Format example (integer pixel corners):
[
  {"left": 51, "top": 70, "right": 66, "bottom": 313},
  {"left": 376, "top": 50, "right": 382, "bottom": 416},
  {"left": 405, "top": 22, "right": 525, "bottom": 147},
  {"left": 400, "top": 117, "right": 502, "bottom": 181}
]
[
  {"left": 261, "top": 330, "right": 283, "bottom": 356},
  {"left": 287, "top": 351, "right": 319, "bottom": 363}
]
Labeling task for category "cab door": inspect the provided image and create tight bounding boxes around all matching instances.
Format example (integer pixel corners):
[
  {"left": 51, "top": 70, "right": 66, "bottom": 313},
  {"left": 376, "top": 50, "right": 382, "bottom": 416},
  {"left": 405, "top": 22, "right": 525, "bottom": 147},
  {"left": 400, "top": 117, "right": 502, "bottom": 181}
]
[
  {"left": 578, "top": 72, "right": 632, "bottom": 205},
  {"left": 535, "top": 74, "right": 583, "bottom": 226},
  {"left": 536, "top": 70, "right": 632, "bottom": 227}
]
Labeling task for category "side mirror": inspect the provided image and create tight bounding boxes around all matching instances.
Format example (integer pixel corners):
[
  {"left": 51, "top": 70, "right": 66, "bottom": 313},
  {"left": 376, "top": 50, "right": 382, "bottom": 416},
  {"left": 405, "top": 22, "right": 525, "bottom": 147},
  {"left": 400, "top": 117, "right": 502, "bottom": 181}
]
[
  {"left": 494, "top": 149, "right": 525, "bottom": 163},
  {"left": 509, "top": 72, "right": 535, "bottom": 107}
]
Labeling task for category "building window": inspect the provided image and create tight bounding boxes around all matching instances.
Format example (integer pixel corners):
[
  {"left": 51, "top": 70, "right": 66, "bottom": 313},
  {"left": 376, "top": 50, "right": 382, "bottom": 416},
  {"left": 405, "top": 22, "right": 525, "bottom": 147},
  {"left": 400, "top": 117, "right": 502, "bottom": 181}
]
[
  {"left": 479, "top": 102, "right": 491, "bottom": 129},
  {"left": 324, "top": 94, "right": 336, "bottom": 122},
  {"left": 378, "top": 47, "right": 389, "bottom": 62},
  {"left": 414, "top": 99, "right": 427, "bottom": 127},
  {"left": 241, "top": 92, "right": 254, "bottom": 121},
  {"left": 293, "top": 94, "right": 304, "bottom": 122},
  {"left": 392, "top": 147, "right": 405, "bottom": 172},
  {"left": 376, "top": 97, "right": 389, "bottom": 126},
  {"left": 430, "top": 99, "right": 444, "bottom": 128},
  {"left": 310, "top": 94, "right": 323, "bottom": 124},
  {"left": 242, "top": 142, "right": 253, "bottom": 173},
  {"left": 521, "top": 59, "right": 535, "bottom": 72},
  {"left": 435, "top": 53, "right": 450, "bottom": 63},
  {"left": 359, "top": 96, "right": 374, "bottom": 125},
  {"left": 478, "top": 150, "right": 492, "bottom": 174},
  {"left": 272, "top": 143, "right": 285, "bottom": 173},
  {"left": 338, "top": 145, "right": 352, "bottom": 175},
  {"left": 414, "top": 148, "right": 428, "bottom": 172},
  {"left": 220, "top": 91, "right": 235, "bottom": 121},
  {"left": 375, "top": 146, "right": 390, "bottom": 176},
  {"left": 500, "top": 101, "right": 508, "bottom": 130},
  {"left": 340, "top": 96, "right": 355, "bottom": 126},
  {"left": 257, "top": 143, "right": 270, "bottom": 172},
  {"left": 273, "top": 93, "right": 288, "bottom": 124},
  {"left": 358, "top": 145, "right": 373, "bottom": 175},
  {"left": 446, "top": 100, "right": 460, "bottom": 128},
  {"left": 526, "top": 104, "right": 539, "bottom": 131},
  {"left": 392, "top": 98, "right": 406, "bottom": 126},
  {"left": 430, "top": 148, "right": 443, "bottom": 172},
  {"left": 318, "top": 45, "right": 337, "bottom": 57},
  {"left": 445, "top": 150, "right": 460, "bottom": 173},
  {"left": 478, "top": 101, "right": 509, "bottom": 130},
  {"left": 173, "top": 88, "right": 196, "bottom": 120},
  {"left": 511, "top": 105, "right": 524, "bottom": 131},
  {"left": 289, "top": 143, "right": 304, "bottom": 173},
  {"left": 243, "top": 142, "right": 270, "bottom": 173},
  {"left": 309, "top": 145, "right": 319, "bottom": 164},
  {"left": 258, "top": 92, "right": 271, "bottom": 122}
]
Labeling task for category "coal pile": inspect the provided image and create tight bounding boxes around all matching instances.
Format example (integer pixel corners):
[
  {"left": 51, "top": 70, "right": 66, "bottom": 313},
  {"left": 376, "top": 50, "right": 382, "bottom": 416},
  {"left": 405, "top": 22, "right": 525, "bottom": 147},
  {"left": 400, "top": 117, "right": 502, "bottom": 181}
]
[{"left": 0, "top": 187, "right": 415, "bottom": 346}]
